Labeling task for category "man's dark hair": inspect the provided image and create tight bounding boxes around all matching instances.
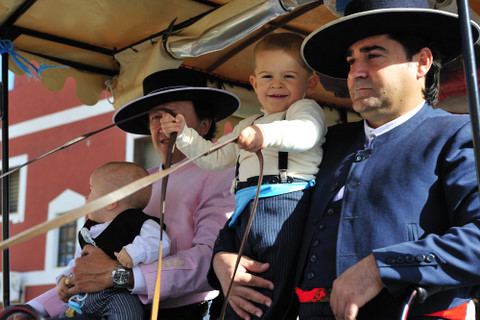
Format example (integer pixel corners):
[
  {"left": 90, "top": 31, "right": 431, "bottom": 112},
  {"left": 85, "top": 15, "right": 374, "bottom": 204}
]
[
  {"left": 388, "top": 34, "right": 442, "bottom": 106},
  {"left": 193, "top": 101, "right": 217, "bottom": 141}
]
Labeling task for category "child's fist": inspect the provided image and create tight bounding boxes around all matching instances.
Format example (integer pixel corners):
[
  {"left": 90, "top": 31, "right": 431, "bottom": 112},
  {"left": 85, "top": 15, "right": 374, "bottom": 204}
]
[
  {"left": 115, "top": 248, "right": 134, "bottom": 268},
  {"left": 237, "top": 125, "right": 265, "bottom": 152},
  {"left": 160, "top": 112, "right": 186, "bottom": 137}
]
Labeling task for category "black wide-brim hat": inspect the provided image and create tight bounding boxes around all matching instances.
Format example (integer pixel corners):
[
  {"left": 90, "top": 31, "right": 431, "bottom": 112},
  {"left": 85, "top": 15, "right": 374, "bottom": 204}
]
[
  {"left": 113, "top": 68, "right": 240, "bottom": 135},
  {"left": 302, "top": 0, "right": 480, "bottom": 79}
]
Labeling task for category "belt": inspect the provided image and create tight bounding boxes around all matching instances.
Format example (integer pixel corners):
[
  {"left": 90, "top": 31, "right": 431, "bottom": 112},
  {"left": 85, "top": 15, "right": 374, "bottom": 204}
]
[{"left": 236, "top": 174, "right": 295, "bottom": 191}]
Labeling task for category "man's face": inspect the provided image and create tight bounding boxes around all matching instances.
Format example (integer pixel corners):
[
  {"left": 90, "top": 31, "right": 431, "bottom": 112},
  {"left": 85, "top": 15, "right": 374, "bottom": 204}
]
[
  {"left": 148, "top": 101, "right": 204, "bottom": 165},
  {"left": 346, "top": 34, "right": 425, "bottom": 128}
]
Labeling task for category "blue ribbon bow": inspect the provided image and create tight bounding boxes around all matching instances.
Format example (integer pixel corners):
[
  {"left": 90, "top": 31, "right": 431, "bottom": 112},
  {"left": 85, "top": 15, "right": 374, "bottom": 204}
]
[{"left": 0, "top": 39, "right": 68, "bottom": 80}]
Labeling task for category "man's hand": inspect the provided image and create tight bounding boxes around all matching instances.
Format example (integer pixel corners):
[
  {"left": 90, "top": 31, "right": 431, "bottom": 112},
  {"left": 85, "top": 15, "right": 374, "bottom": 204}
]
[
  {"left": 213, "top": 252, "right": 274, "bottom": 320},
  {"left": 237, "top": 125, "right": 265, "bottom": 153},
  {"left": 67, "top": 245, "right": 117, "bottom": 295},
  {"left": 330, "top": 254, "right": 384, "bottom": 320}
]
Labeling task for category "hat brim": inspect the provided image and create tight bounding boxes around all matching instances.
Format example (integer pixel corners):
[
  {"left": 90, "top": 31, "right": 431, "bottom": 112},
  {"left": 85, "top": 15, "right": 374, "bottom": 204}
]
[
  {"left": 302, "top": 8, "right": 480, "bottom": 79},
  {"left": 113, "top": 87, "right": 240, "bottom": 135}
]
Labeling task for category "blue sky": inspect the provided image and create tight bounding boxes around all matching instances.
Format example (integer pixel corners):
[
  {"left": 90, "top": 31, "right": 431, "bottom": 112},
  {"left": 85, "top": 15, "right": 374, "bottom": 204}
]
[{"left": 0, "top": 58, "right": 16, "bottom": 90}]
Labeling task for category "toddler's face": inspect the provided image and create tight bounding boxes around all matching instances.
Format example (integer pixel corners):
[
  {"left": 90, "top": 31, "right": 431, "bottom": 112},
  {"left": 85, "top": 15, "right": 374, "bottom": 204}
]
[{"left": 250, "top": 49, "right": 317, "bottom": 114}]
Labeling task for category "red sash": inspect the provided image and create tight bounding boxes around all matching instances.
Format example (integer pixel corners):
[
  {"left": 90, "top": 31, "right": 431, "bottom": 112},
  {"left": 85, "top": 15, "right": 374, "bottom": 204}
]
[
  {"left": 425, "top": 301, "right": 467, "bottom": 320},
  {"left": 295, "top": 287, "right": 332, "bottom": 303},
  {"left": 296, "top": 287, "right": 468, "bottom": 320}
]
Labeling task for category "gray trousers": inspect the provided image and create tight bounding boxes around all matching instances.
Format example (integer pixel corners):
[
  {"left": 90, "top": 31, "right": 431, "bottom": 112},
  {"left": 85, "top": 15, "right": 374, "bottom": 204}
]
[{"left": 60, "top": 288, "right": 144, "bottom": 320}]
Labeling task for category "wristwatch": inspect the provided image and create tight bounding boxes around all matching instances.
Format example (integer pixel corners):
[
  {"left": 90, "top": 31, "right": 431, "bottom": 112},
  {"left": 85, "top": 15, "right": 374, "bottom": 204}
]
[{"left": 111, "top": 263, "right": 131, "bottom": 288}]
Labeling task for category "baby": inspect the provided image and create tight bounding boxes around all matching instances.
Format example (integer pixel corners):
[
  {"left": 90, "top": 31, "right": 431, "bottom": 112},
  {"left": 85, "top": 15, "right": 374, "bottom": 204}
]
[{"left": 58, "top": 162, "right": 170, "bottom": 319}]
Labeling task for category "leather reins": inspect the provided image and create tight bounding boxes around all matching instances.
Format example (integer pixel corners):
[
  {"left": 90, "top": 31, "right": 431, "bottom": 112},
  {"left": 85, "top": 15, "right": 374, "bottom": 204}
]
[
  {"left": 0, "top": 108, "right": 153, "bottom": 181},
  {"left": 150, "top": 108, "right": 177, "bottom": 320},
  {"left": 0, "top": 136, "right": 246, "bottom": 251},
  {"left": 220, "top": 150, "right": 264, "bottom": 320}
]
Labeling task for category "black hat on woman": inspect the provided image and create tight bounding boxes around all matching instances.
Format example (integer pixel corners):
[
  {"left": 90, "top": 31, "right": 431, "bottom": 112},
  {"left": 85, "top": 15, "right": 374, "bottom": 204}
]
[{"left": 114, "top": 68, "right": 240, "bottom": 135}]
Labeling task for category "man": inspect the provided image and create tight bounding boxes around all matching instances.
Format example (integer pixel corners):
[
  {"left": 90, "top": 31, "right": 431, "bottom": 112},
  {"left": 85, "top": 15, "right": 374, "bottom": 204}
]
[
  {"left": 210, "top": 0, "right": 480, "bottom": 319},
  {"left": 16, "top": 68, "right": 239, "bottom": 320}
]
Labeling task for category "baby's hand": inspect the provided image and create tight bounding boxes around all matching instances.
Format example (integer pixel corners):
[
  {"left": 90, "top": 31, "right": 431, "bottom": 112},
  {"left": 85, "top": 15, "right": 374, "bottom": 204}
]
[
  {"left": 115, "top": 248, "right": 133, "bottom": 268},
  {"left": 237, "top": 125, "right": 265, "bottom": 152},
  {"left": 160, "top": 112, "right": 186, "bottom": 137},
  {"left": 57, "top": 276, "right": 73, "bottom": 303}
]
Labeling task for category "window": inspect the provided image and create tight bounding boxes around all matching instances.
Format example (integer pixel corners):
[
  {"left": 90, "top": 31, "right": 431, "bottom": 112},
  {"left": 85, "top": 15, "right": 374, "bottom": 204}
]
[
  {"left": 133, "top": 136, "right": 161, "bottom": 169},
  {"left": 0, "top": 154, "right": 27, "bottom": 223},
  {"left": 57, "top": 221, "right": 77, "bottom": 267},
  {"left": 0, "top": 169, "right": 19, "bottom": 213},
  {"left": 8, "top": 169, "right": 19, "bottom": 213}
]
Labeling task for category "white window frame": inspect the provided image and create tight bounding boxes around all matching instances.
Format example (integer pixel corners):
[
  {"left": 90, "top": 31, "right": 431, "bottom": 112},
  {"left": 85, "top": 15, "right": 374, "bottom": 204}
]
[{"left": 44, "top": 189, "right": 85, "bottom": 273}]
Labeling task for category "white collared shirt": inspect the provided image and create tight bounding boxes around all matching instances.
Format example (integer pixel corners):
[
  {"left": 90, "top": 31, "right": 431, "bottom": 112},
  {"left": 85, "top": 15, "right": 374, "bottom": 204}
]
[{"left": 364, "top": 102, "right": 424, "bottom": 148}]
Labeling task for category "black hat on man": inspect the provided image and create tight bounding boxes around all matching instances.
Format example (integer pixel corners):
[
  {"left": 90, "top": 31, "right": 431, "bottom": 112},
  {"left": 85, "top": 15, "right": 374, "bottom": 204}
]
[{"left": 302, "top": 0, "right": 480, "bottom": 79}]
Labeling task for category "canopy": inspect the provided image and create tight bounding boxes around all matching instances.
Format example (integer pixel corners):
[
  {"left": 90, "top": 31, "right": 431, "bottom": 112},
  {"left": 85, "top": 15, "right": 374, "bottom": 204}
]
[{"left": 0, "top": 0, "right": 342, "bottom": 116}]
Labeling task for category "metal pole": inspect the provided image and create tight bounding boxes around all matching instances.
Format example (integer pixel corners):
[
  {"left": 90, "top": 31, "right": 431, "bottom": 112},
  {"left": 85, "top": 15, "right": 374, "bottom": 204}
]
[
  {"left": 1, "top": 53, "right": 11, "bottom": 307},
  {"left": 457, "top": 0, "right": 480, "bottom": 189}
]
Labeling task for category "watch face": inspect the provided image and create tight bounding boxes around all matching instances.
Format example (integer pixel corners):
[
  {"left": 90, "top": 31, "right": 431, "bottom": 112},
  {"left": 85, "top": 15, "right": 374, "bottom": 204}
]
[
  {"left": 115, "top": 270, "right": 128, "bottom": 284},
  {"left": 113, "top": 268, "right": 130, "bottom": 286}
]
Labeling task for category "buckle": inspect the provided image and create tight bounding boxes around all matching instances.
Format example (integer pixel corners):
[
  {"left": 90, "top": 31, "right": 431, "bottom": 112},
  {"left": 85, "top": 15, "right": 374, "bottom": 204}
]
[
  {"left": 235, "top": 177, "right": 240, "bottom": 192},
  {"left": 279, "top": 169, "right": 288, "bottom": 183}
]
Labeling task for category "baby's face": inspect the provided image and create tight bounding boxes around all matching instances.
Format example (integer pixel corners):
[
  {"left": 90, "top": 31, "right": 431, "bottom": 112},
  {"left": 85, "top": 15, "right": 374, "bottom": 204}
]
[
  {"left": 86, "top": 171, "right": 104, "bottom": 204},
  {"left": 85, "top": 170, "right": 108, "bottom": 222},
  {"left": 250, "top": 49, "right": 317, "bottom": 114}
]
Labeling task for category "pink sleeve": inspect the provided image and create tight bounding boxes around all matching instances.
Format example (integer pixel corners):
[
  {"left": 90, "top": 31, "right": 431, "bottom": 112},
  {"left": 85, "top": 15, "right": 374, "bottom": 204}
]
[
  {"left": 138, "top": 261, "right": 157, "bottom": 303},
  {"left": 29, "top": 287, "right": 67, "bottom": 318}
]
